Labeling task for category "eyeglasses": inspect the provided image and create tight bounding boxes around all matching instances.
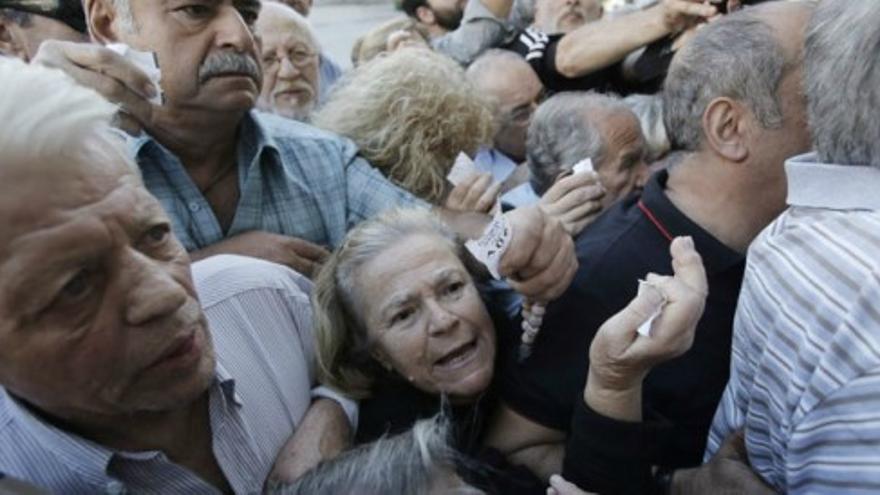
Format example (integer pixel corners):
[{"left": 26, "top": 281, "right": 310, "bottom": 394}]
[{"left": 262, "top": 47, "right": 317, "bottom": 69}]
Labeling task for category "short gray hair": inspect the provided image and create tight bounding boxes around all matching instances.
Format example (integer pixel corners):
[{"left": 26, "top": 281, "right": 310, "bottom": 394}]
[
  {"left": 623, "top": 93, "right": 669, "bottom": 163},
  {"left": 526, "top": 91, "right": 631, "bottom": 195},
  {"left": 663, "top": 8, "right": 787, "bottom": 151},
  {"left": 804, "top": 0, "right": 880, "bottom": 167},
  {"left": 111, "top": 0, "right": 136, "bottom": 32},
  {"left": 313, "top": 208, "right": 463, "bottom": 398},
  {"left": 273, "top": 415, "right": 472, "bottom": 495},
  {"left": 466, "top": 49, "right": 531, "bottom": 91}
]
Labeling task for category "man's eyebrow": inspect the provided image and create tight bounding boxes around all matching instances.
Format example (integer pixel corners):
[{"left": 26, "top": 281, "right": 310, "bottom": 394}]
[{"left": 235, "top": 0, "right": 262, "bottom": 12}]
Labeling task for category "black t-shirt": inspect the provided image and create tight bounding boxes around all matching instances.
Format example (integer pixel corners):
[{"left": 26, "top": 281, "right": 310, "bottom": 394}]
[
  {"left": 498, "top": 170, "right": 745, "bottom": 492},
  {"left": 503, "top": 27, "right": 673, "bottom": 95}
]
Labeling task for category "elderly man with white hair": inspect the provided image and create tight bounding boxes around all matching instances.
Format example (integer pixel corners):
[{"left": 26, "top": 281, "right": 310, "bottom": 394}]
[
  {"left": 0, "top": 58, "right": 357, "bottom": 493},
  {"left": 707, "top": 2, "right": 880, "bottom": 493},
  {"left": 255, "top": 1, "right": 322, "bottom": 121}
]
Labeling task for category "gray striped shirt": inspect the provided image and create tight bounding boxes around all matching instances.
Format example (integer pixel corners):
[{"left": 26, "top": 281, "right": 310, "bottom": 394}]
[
  {"left": 707, "top": 153, "right": 880, "bottom": 494},
  {"left": 0, "top": 255, "right": 331, "bottom": 494}
]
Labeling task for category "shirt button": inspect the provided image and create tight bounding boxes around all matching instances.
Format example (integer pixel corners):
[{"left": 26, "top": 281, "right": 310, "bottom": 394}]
[
  {"left": 188, "top": 202, "right": 201, "bottom": 213},
  {"left": 105, "top": 481, "right": 126, "bottom": 495}
]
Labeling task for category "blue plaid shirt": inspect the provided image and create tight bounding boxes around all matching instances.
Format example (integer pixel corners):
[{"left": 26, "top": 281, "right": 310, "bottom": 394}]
[{"left": 130, "top": 111, "right": 423, "bottom": 251}]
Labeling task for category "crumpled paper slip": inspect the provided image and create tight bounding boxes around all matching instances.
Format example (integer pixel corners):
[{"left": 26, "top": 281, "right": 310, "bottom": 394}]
[
  {"left": 636, "top": 278, "right": 668, "bottom": 337},
  {"left": 572, "top": 158, "right": 595, "bottom": 175},
  {"left": 447, "top": 152, "right": 479, "bottom": 186},
  {"left": 106, "top": 43, "right": 163, "bottom": 105},
  {"left": 464, "top": 208, "right": 512, "bottom": 280}
]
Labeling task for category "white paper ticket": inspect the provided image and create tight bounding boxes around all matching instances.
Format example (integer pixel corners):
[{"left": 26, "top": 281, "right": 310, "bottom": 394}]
[
  {"left": 572, "top": 158, "right": 595, "bottom": 175},
  {"left": 447, "top": 152, "right": 479, "bottom": 186},
  {"left": 636, "top": 278, "right": 668, "bottom": 337},
  {"left": 465, "top": 209, "right": 512, "bottom": 279}
]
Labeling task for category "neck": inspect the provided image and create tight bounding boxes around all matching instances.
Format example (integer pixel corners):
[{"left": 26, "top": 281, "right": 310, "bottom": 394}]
[
  {"left": 147, "top": 105, "right": 244, "bottom": 173},
  {"left": 424, "top": 23, "right": 448, "bottom": 38},
  {"left": 664, "top": 152, "right": 771, "bottom": 253}
]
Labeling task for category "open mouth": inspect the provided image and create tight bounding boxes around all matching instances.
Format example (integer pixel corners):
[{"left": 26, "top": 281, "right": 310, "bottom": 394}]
[{"left": 434, "top": 340, "right": 479, "bottom": 370}]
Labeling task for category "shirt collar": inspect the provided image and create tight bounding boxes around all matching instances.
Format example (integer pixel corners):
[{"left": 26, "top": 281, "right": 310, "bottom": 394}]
[
  {"left": 786, "top": 152, "right": 880, "bottom": 211},
  {"left": 0, "top": 366, "right": 240, "bottom": 484},
  {"left": 640, "top": 170, "right": 744, "bottom": 275},
  {"left": 127, "top": 111, "right": 283, "bottom": 173}
]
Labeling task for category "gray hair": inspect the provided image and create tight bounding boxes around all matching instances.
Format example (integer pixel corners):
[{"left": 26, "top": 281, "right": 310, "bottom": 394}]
[
  {"left": 313, "top": 208, "right": 462, "bottom": 398},
  {"left": 662, "top": 8, "right": 787, "bottom": 151},
  {"left": 466, "top": 49, "right": 531, "bottom": 91},
  {"left": 804, "top": 0, "right": 880, "bottom": 167},
  {"left": 273, "top": 415, "right": 477, "bottom": 495},
  {"left": 526, "top": 91, "right": 631, "bottom": 195},
  {"left": 623, "top": 93, "right": 669, "bottom": 162},
  {"left": 111, "top": 0, "right": 136, "bottom": 32}
]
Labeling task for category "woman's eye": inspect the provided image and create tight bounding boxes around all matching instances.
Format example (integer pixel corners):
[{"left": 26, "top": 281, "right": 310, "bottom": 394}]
[
  {"left": 390, "top": 308, "right": 414, "bottom": 326},
  {"left": 444, "top": 281, "right": 465, "bottom": 296}
]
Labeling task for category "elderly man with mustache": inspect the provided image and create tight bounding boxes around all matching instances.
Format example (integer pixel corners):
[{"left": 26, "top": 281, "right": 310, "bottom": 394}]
[{"left": 33, "top": 0, "right": 577, "bottom": 305}]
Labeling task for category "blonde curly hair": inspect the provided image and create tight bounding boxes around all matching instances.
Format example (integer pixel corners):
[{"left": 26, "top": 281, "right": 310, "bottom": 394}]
[{"left": 312, "top": 48, "right": 495, "bottom": 204}]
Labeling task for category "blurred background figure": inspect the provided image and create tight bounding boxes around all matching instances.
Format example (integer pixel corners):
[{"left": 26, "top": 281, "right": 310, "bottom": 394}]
[
  {"left": 0, "top": 0, "right": 86, "bottom": 61},
  {"left": 350, "top": 16, "right": 430, "bottom": 66},
  {"left": 623, "top": 93, "right": 670, "bottom": 163},
  {"left": 256, "top": 2, "right": 322, "bottom": 121},
  {"left": 467, "top": 49, "right": 544, "bottom": 189}
]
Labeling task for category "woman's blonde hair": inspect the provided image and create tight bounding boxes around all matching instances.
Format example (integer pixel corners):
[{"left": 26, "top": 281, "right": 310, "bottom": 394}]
[
  {"left": 313, "top": 48, "right": 495, "bottom": 204},
  {"left": 313, "top": 208, "right": 461, "bottom": 398}
]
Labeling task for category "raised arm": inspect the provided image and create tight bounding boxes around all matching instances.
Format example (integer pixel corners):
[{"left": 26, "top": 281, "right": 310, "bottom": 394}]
[{"left": 554, "top": 0, "right": 716, "bottom": 79}]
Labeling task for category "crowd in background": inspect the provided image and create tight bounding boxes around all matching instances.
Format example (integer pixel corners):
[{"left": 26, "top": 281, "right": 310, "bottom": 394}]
[{"left": 0, "top": 0, "right": 878, "bottom": 494}]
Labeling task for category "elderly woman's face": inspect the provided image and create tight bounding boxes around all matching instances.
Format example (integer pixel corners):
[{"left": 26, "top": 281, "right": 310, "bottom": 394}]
[{"left": 355, "top": 234, "right": 496, "bottom": 403}]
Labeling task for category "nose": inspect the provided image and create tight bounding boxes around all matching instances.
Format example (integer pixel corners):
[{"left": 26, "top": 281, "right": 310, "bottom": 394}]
[
  {"left": 425, "top": 299, "right": 457, "bottom": 336},
  {"left": 123, "top": 252, "right": 189, "bottom": 327},
  {"left": 278, "top": 57, "right": 302, "bottom": 79},
  {"left": 215, "top": 5, "right": 257, "bottom": 54}
]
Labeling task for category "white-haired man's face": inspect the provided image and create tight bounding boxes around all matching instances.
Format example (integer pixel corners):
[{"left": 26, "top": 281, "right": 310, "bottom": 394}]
[
  {"left": 93, "top": 0, "right": 264, "bottom": 116},
  {"left": 255, "top": 3, "right": 319, "bottom": 122},
  {"left": 0, "top": 141, "right": 216, "bottom": 420}
]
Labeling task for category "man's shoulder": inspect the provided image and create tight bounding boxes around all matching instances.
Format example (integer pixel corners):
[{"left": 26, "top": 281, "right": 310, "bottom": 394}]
[
  {"left": 192, "top": 255, "right": 312, "bottom": 311},
  {"left": 253, "top": 111, "right": 355, "bottom": 156}
]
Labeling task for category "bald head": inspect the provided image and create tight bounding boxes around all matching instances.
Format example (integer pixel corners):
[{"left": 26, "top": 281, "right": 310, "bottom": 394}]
[
  {"left": 467, "top": 50, "right": 543, "bottom": 161},
  {"left": 256, "top": 1, "right": 321, "bottom": 121}
]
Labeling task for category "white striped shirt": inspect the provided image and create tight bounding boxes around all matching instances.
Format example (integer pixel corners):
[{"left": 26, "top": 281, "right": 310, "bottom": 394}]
[
  {"left": 707, "top": 153, "right": 880, "bottom": 494},
  {"left": 0, "top": 255, "right": 330, "bottom": 494}
]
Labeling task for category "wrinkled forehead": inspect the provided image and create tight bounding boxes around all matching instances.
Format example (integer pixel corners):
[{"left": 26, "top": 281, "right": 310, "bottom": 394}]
[
  {"left": 257, "top": 4, "right": 316, "bottom": 45},
  {"left": 0, "top": 148, "right": 151, "bottom": 260},
  {"left": 593, "top": 109, "right": 644, "bottom": 151}
]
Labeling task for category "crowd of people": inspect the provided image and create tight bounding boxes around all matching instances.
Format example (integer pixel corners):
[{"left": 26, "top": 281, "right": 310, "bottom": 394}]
[{"left": 0, "top": 0, "right": 877, "bottom": 493}]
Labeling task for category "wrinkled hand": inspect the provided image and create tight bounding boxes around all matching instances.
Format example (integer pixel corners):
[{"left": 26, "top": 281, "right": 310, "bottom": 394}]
[
  {"left": 671, "top": 430, "right": 775, "bottom": 495},
  {"left": 32, "top": 40, "right": 159, "bottom": 134},
  {"left": 445, "top": 171, "right": 501, "bottom": 214},
  {"left": 197, "top": 231, "right": 330, "bottom": 279},
  {"left": 539, "top": 172, "right": 605, "bottom": 236},
  {"left": 547, "top": 475, "right": 596, "bottom": 495},
  {"left": 266, "top": 399, "right": 352, "bottom": 487},
  {"left": 499, "top": 205, "right": 577, "bottom": 302},
  {"left": 660, "top": 0, "right": 717, "bottom": 33},
  {"left": 588, "top": 236, "right": 707, "bottom": 392}
]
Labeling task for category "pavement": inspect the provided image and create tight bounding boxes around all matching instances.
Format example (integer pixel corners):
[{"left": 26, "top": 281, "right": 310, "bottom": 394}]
[{"left": 310, "top": 2, "right": 403, "bottom": 69}]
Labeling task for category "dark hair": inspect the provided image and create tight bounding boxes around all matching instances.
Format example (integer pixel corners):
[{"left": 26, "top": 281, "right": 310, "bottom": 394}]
[
  {"left": 0, "top": 0, "right": 86, "bottom": 33},
  {"left": 401, "top": 0, "right": 428, "bottom": 19}
]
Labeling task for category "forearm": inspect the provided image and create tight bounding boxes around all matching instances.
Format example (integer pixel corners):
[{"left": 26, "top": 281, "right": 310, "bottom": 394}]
[
  {"left": 555, "top": 5, "right": 669, "bottom": 78},
  {"left": 584, "top": 369, "right": 643, "bottom": 423}
]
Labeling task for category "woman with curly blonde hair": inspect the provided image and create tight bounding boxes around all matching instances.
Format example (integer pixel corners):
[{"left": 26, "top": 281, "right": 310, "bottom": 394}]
[{"left": 312, "top": 48, "right": 496, "bottom": 205}]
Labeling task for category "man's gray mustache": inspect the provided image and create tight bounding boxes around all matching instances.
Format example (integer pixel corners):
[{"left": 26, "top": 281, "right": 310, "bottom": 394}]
[{"left": 198, "top": 52, "right": 261, "bottom": 84}]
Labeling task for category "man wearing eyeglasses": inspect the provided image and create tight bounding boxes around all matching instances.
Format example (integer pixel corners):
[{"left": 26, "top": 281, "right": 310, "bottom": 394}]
[
  {"left": 0, "top": 0, "right": 86, "bottom": 61},
  {"left": 255, "top": 1, "right": 320, "bottom": 122}
]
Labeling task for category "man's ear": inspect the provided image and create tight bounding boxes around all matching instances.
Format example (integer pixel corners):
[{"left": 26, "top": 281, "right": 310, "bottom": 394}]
[
  {"left": 415, "top": 5, "right": 436, "bottom": 26},
  {"left": 0, "top": 19, "right": 30, "bottom": 61},
  {"left": 85, "top": 0, "right": 122, "bottom": 44},
  {"left": 702, "top": 97, "right": 749, "bottom": 163}
]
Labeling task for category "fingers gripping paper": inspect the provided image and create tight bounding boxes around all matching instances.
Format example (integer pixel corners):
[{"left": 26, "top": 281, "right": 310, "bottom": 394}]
[
  {"left": 106, "top": 43, "right": 163, "bottom": 105},
  {"left": 636, "top": 279, "right": 668, "bottom": 337},
  {"left": 447, "top": 152, "right": 479, "bottom": 186}
]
